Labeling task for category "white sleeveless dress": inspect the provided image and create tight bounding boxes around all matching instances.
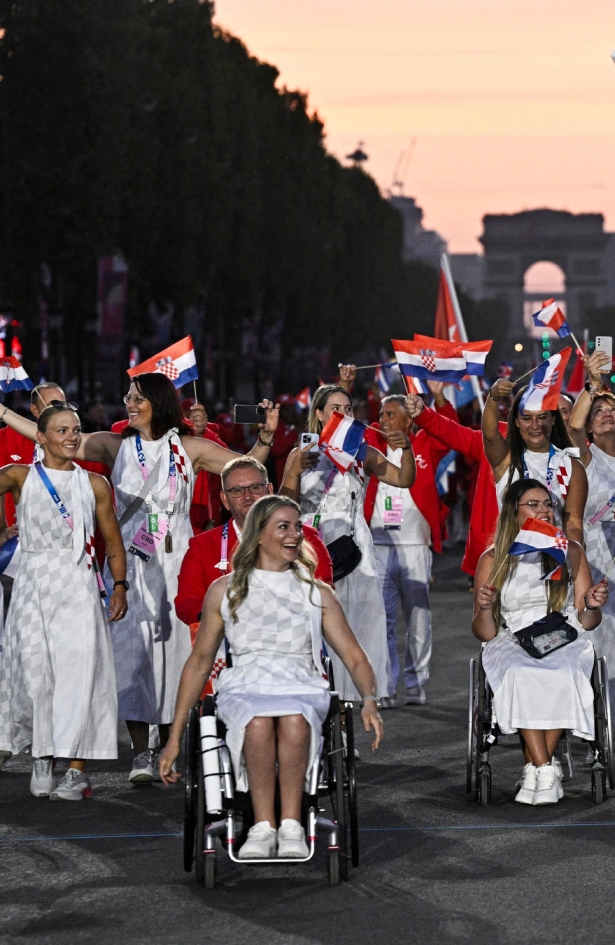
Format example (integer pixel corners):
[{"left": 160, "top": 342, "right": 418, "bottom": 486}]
[
  {"left": 107, "top": 433, "right": 194, "bottom": 724},
  {"left": 0, "top": 465, "right": 117, "bottom": 759},
  {"left": 583, "top": 445, "right": 615, "bottom": 692},
  {"left": 482, "top": 553, "right": 595, "bottom": 739},
  {"left": 299, "top": 454, "right": 389, "bottom": 700},
  {"left": 495, "top": 447, "right": 575, "bottom": 520},
  {"left": 216, "top": 568, "right": 330, "bottom": 791}
]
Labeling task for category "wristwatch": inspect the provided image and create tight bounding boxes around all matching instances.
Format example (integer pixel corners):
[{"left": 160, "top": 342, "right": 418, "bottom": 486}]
[
  {"left": 362, "top": 696, "right": 382, "bottom": 710},
  {"left": 584, "top": 381, "right": 600, "bottom": 396},
  {"left": 113, "top": 580, "right": 130, "bottom": 591}
]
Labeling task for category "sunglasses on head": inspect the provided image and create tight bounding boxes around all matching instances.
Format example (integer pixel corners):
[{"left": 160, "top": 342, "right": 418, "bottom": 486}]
[{"left": 45, "top": 400, "right": 79, "bottom": 411}]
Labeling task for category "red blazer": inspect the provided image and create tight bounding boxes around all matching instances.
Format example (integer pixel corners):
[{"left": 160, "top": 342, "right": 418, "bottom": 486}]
[
  {"left": 175, "top": 520, "right": 334, "bottom": 627},
  {"left": 363, "top": 402, "right": 457, "bottom": 554},
  {"left": 412, "top": 406, "right": 508, "bottom": 576}
]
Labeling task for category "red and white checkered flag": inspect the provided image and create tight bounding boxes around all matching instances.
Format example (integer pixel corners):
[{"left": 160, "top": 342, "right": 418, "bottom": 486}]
[{"left": 171, "top": 442, "right": 189, "bottom": 482}]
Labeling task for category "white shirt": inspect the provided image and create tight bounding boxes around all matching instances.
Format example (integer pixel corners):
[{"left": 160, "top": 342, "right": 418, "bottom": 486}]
[{"left": 370, "top": 446, "right": 430, "bottom": 546}]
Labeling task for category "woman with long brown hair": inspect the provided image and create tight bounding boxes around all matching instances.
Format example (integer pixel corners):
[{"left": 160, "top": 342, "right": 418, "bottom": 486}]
[
  {"left": 159, "top": 495, "right": 383, "bottom": 860},
  {"left": 0, "top": 373, "right": 279, "bottom": 783},
  {"left": 473, "top": 478, "right": 607, "bottom": 806}
]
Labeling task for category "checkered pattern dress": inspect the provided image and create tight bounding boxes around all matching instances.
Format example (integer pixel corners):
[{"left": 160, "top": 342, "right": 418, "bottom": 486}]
[
  {"left": 584, "top": 445, "right": 615, "bottom": 680},
  {"left": 482, "top": 552, "right": 595, "bottom": 739},
  {"left": 216, "top": 568, "right": 330, "bottom": 791},
  {"left": 495, "top": 448, "right": 573, "bottom": 520},
  {"left": 300, "top": 454, "right": 389, "bottom": 700},
  {"left": 0, "top": 465, "right": 117, "bottom": 759},
  {"left": 107, "top": 433, "right": 194, "bottom": 724}
]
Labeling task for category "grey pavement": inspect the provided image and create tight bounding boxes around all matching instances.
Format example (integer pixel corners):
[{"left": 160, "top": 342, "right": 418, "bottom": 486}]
[{"left": 2, "top": 546, "right": 615, "bottom": 945}]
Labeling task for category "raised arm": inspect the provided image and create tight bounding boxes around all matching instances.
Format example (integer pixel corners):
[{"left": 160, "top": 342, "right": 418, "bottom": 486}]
[
  {"left": 0, "top": 406, "right": 121, "bottom": 465},
  {"left": 158, "top": 579, "right": 227, "bottom": 783},
  {"left": 568, "top": 352, "right": 610, "bottom": 466},
  {"left": 183, "top": 400, "right": 280, "bottom": 475},
  {"left": 562, "top": 460, "right": 588, "bottom": 544},
  {"left": 321, "top": 585, "right": 383, "bottom": 750},
  {"left": 482, "top": 379, "right": 514, "bottom": 474}
]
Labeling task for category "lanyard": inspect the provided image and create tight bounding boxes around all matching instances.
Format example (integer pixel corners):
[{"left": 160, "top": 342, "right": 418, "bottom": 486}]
[
  {"left": 312, "top": 467, "right": 338, "bottom": 529},
  {"left": 215, "top": 522, "right": 230, "bottom": 571},
  {"left": 35, "top": 463, "right": 74, "bottom": 531},
  {"left": 590, "top": 491, "right": 615, "bottom": 525},
  {"left": 135, "top": 434, "right": 178, "bottom": 520},
  {"left": 522, "top": 445, "right": 556, "bottom": 492}
]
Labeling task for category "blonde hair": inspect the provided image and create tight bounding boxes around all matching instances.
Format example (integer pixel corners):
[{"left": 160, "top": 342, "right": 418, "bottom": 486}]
[
  {"left": 308, "top": 385, "right": 352, "bottom": 434},
  {"left": 488, "top": 478, "right": 569, "bottom": 627},
  {"left": 220, "top": 455, "right": 268, "bottom": 490},
  {"left": 226, "top": 494, "right": 325, "bottom": 622}
]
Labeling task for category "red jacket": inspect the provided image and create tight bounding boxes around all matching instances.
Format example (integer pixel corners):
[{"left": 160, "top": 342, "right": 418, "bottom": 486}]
[
  {"left": 175, "top": 521, "right": 334, "bottom": 628},
  {"left": 271, "top": 422, "right": 299, "bottom": 488},
  {"left": 363, "top": 403, "right": 457, "bottom": 554},
  {"left": 412, "top": 406, "right": 508, "bottom": 576}
]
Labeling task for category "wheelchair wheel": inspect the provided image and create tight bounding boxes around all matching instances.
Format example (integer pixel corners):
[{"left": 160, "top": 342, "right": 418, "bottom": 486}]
[
  {"left": 466, "top": 659, "right": 478, "bottom": 793},
  {"left": 330, "top": 696, "right": 349, "bottom": 880},
  {"left": 195, "top": 747, "right": 206, "bottom": 883},
  {"left": 592, "top": 766, "right": 606, "bottom": 805},
  {"left": 477, "top": 765, "right": 491, "bottom": 807},
  {"left": 204, "top": 851, "right": 216, "bottom": 890},
  {"left": 344, "top": 704, "right": 359, "bottom": 868},
  {"left": 183, "top": 706, "right": 200, "bottom": 873},
  {"left": 600, "top": 659, "right": 614, "bottom": 789}
]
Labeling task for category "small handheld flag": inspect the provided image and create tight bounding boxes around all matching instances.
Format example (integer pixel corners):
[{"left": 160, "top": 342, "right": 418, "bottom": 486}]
[
  {"left": 532, "top": 299, "right": 570, "bottom": 339},
  {"left": 319, "top": 411, "right": 367, "bottom": 474},
  {"left": 509, "top": 518, "right": 568, "bottom": 578},
  {"left": 0, "top": 357, "right": 33, "bottom": 393},
  {"left": 519, "top": 348, "right": 572, "bottom": 413},
  {"left": 127, "top": 336, "right": 198, "bottom": 390},
  {"left": 458, "top": 340, "right": 493, "bottom": 376},
  {"left": 294, "top": 387, "right": 312, "bottom": 410},
  {"left": 375, "top": 363, "right": 396, "bottom": 395},
  {"left": 392, "top": 337, "right": 467, "bottom": 384}
]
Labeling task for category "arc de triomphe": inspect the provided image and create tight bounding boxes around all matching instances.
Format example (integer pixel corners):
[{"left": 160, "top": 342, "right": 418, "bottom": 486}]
[{"left": 480, "top": 209, "right": 610, "bottom": 339}]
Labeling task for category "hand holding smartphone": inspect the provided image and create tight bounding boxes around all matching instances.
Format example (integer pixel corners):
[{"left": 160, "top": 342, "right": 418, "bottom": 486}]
[
  {"left": 595, "top": 337, "right": 613, "bottom": 373},
  {"left": 233, "top": 404, "right": 266, "bottom": 425}
]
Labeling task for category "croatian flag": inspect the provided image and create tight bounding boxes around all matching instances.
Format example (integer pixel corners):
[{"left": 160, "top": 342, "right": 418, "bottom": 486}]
[
  {"left": 319, "top": 411, "right": 367, "bottom": 474},
  {"left": 532, "top": 299, "right": 571, "bottom": 339},
  {"left": 0, "top": 357, "right": 33, "bottom": 393},
  {"left": 458, "top": 340, "right": 493, "bottom": 376},
  {"left": 509, "top": 518, "right": 568, "bottom": 579},
  {"left": 294, "top": 387, "right": 312, "bottom": 410},
  {"left": 498, "top": 361, "right": 514, "bottom": 380},
  {"left": 519, "top": 348, "right": 572, "bottom": 413},
  {"left": 127, "top": 336, "right": 198, "bottom": 389},
  {"left": 392, "top": 337, "right": 467, "bottom": 383}
]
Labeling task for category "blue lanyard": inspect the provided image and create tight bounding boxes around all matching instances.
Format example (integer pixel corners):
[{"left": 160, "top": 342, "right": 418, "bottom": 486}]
[
  {"left": 135, "top": 435, "right": 177, "bottom": 517},
  {"left": 522, "top": 445, "right": 556, "bottom": 492},
  {"left": 35, "top": 463, "right": 74, "bottom": 530}
]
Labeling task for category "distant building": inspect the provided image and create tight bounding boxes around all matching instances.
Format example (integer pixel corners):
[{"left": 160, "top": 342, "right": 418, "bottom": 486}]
[{"left": 389, "top": 195, "right": 447, "bottom": 269}]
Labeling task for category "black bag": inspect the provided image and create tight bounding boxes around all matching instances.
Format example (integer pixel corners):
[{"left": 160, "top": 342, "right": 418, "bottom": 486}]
[
  {"left": 326, "top": 534, "right": 362, "bottom": 583},
  {"left": 513, "top": 610, "right": 577, "bottom": 660}
]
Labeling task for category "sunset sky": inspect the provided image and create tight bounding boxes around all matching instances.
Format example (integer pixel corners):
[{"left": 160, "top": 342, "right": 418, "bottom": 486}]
[{"left": 214, "top": 0, "right": 615, "bottom": 252}]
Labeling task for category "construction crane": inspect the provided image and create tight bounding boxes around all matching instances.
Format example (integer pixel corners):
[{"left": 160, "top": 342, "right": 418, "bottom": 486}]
[{"left": 389, "top": 137, "right": 417, "bottom": 196}]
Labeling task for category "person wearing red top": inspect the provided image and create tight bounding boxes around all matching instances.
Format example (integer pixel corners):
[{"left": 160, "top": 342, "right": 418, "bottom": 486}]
[
  {"left": 182, "top": 401, "right": 226, "bottom": 531},
  {"left": 363, "top": 391, "right": 456, "bottom": 707},
  {"left": 406, "top": 391, "right": 508, "bottom": 578},
  {"left": 270, "top": 395, "right": 300, "bottom": 489}
]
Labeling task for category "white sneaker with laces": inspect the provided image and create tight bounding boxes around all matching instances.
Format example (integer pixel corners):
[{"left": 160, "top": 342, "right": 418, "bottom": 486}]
[
  {"left": 238, "top": 821, "right": 277, "bottom": 859},
  {"left": 30, "top": 757, "right": 56, "bottom": 798},
  {"left": 515, "top": 763, "right": 537, "bottom": 805},
  {"left": 128, "top": 750, "right": 155, "bottom": 784},
  {"left": 49, "top": 768, "right": 92, "bottom": 801},
  {"left": 277, "top": 819, "right": 309, "bottom": 858},
  {"left": 533, "top": 763, "right": 561, "bottom": 805}
]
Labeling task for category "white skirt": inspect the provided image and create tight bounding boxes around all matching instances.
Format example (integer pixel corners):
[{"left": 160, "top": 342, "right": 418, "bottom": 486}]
[
  {"left": 482, "top": 631, "right": 595, "bottom": 740},
  {"left": 216, "top": 691, "right": 331, "bottom": 793}
]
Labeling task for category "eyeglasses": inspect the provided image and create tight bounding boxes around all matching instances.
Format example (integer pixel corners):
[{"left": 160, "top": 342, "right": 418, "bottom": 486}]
[
  {"left": 123, "top": 394, "right": 147, "bottom": 405},
  {"left": 518, "top": 499, "right": 554, "bottom": 510},
  {"left": 44, "top": 400, "right": 79, "bottom": 411},
  {"left": 223, "top": 482, "right": 268, "bottom": 498}
]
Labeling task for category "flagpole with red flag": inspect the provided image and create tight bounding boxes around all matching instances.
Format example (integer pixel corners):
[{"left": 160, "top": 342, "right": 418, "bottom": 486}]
[{"left": 437, "top": 253, "right": 485, "bottom": 410}]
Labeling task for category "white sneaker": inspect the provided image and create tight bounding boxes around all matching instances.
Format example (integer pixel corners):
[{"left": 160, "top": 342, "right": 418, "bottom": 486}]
[
  {"left": 49, "top": 768, "right": 93, "bottom": 801},
  {"left": 238, "top": 821, "right": 277, "bottom": 859},
  {"left": 0, "top": 749, "right": 12, "bottom": 769},
  {"left": 30, "top": 757, "right": 56, "bottom": 797},
  {"left": 405, "top": 686, "right": 427, "bottom": 706},
  {"left": 515, "top": 763, "right": 537, "bottom": 805},
  {"left": 277, "top": 819, "right": 309, "bottom": 858},
  {"left": 380, "top": 695, "right": 398, "bottom": 710},
  {"left": 551, "top": 756, "right": 564, "bottom": 788},
  {"left": 152, "top": 750, "right": 177, "bottom": 782},
  {"left": 533, "top": 764, "right": 561, "bottom": 805},
  {"left": 128, "top": 750, "right": 154, "bottom": 784}
]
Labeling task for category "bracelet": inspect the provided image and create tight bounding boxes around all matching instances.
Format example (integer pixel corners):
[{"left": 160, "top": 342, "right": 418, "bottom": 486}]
[
  {"left": 0, "top": 405, "right": 8, "bottom": 421},
  {"left": 584, "top": 381, "right": 600, "bottom": 397},
  {"left": 584, "top": 594, "right": 599, "bottom": 612},
  {"left": 489, "top": 392, "right": 503, "bottom": 403},
  {"left": 257, "top": 432, "right": 273, "bottom": 447},
  {"left": 362, "top": 696, "right": 381, "bottom": 709}
]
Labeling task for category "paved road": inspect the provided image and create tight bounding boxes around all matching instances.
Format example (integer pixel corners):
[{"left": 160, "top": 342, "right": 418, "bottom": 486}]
[{"left": 3, "top": 547, "right": 615, "bottom": 945}]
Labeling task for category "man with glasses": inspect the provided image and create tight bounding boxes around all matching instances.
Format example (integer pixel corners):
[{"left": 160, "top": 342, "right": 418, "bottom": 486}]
[{"left": 175, "top": 457, "right": 333, "bottom": 660}]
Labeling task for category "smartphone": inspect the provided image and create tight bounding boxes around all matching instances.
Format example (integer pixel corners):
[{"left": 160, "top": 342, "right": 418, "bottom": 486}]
[
  {"left": 233, "top": 404, "right": 266, "bottom": 425},
  {"left": 301, "top": 432, "right": 320, "bottom": 454},
  {"left": 596, "top": 336, "right": 613, "bottom": 373}
]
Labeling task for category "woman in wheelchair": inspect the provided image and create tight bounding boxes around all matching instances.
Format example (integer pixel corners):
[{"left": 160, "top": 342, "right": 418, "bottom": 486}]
[
  {"left": 472, "top": 478, "right": 608, "bottom": 806},
  {"left": 159, "top": 494, "right": 383, "bottom": 859}
]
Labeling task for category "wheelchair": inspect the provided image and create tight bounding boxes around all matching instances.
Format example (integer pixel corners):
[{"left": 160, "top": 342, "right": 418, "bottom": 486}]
[
  {"left": 183, "top": 691, "right": 359, "bottom": 888},
  {"left": 466, "top": 651, "right": 614, "bottom": 805}
]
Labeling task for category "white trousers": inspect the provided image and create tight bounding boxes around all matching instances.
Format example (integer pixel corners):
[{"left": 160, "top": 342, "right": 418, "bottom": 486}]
[{"left": 373, "top": 543, "right": 432, "bottom": 693}]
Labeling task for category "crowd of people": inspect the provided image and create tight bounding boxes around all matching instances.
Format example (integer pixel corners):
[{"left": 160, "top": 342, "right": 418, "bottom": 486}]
[{"left": 0, "top": 350, "right": 612, "bottom": 850}]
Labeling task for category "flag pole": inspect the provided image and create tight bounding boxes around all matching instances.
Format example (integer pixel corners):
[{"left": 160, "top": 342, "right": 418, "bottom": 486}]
[
  {"left": 513, "top": 363, "right": 541, "bottom": 385},
  {"left": 192, "top": 380, "right": 198, "bottom": 403},
  {"left": 569, "top": 332, "right": 585, "bottom": 357},
  {"left": 440, "top": 252, "right": 485, "bottom": 411}
]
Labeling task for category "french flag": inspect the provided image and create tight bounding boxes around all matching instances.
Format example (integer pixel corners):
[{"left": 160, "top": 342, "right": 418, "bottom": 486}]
[
  {"left": 509, "top": 518, "right": 568, "bottom": 573},
  {"left": 532, "top": 299, "right": 571, "bottom": 339},
  {"left": 319, "top": 411, "right": 367, "bottom": 474},
  {"left": 127, "top": 336, "right": 198, "bottom": 390},
  {"left": 392, "top": 337, "right": 467, "bottom": 383},
  {"left": 0, "top": 357, "right": 33, "bottom": 393},
  {"left": 519, "top": 348, "right": 572, "bottom": 413},
  {"left": 459, "top": 340, "right": 493, "bottom": 376},
  {"left": 294, "top": 387, "right": 312, "bottom": 410}
]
